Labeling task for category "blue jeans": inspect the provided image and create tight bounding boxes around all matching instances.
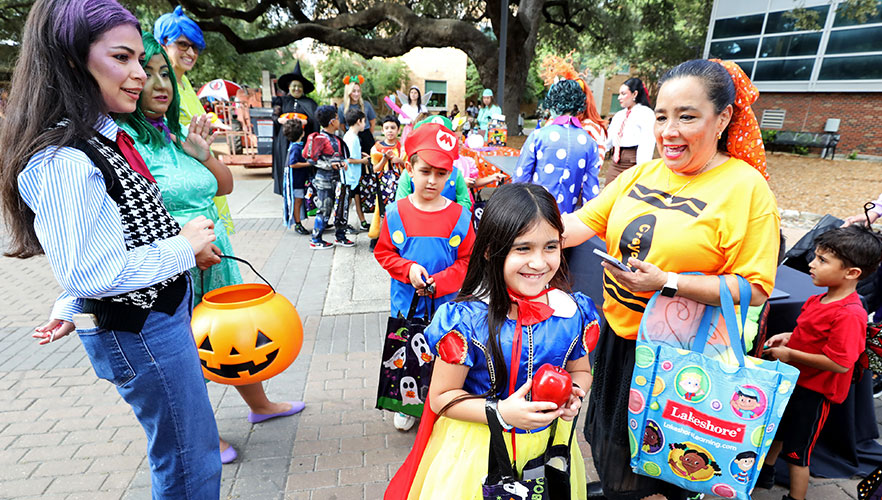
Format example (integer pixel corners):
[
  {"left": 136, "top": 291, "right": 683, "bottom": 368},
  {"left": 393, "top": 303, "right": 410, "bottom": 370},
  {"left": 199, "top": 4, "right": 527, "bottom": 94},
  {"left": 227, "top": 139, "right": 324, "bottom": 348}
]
[{"left": 76, "top": 286, "right": 221, "bottom": 499}]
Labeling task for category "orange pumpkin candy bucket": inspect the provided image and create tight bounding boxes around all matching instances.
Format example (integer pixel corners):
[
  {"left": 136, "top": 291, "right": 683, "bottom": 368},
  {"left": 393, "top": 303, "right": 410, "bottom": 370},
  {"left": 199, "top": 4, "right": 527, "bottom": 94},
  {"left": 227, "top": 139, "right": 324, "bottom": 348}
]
[{"left": 191, "top": 257, "right": 303, "bottom": 385}]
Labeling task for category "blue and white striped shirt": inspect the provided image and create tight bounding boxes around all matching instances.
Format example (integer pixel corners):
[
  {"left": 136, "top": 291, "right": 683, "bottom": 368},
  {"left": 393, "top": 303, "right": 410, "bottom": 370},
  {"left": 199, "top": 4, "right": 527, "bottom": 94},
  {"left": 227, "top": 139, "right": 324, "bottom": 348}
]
[{"left": 18, "top": 115, "right": 196, "bottom": 322}]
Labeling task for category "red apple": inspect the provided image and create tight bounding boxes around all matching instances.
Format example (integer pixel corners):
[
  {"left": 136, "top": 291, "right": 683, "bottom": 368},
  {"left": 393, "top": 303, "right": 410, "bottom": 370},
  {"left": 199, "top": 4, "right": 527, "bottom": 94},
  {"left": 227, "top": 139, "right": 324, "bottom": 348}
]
[{"left": 532, "top": 363, "right": 573, "bottom": 408}]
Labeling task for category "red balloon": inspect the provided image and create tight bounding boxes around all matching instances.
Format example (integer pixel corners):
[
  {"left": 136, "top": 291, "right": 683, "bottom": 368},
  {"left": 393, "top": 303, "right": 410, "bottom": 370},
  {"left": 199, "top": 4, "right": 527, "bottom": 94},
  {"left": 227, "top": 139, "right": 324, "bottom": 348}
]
[{"left": 532, "top": 363, "right": 572, "bottom": 408}]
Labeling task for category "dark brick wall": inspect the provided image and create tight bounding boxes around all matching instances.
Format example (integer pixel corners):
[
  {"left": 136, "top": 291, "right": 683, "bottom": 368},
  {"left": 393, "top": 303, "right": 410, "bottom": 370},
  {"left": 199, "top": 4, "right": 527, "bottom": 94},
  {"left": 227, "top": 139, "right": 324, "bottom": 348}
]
[{"left": 754, "top": 92, "right": 882, "bottom": 157}]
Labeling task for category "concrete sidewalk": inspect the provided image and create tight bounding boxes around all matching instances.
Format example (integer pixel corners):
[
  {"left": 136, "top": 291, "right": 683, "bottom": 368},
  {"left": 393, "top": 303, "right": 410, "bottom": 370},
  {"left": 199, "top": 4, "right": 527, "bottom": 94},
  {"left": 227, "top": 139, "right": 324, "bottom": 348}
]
[{"left": 0, "top": 172, "right": 871, "bottom": 499}]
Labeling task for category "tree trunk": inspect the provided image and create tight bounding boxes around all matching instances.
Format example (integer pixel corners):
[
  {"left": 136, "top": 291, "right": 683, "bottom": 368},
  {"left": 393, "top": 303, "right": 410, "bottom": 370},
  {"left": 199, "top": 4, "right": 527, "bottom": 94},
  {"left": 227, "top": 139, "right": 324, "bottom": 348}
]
[{"left": 476, "top": 12, "right": 536, "bottom": 134}]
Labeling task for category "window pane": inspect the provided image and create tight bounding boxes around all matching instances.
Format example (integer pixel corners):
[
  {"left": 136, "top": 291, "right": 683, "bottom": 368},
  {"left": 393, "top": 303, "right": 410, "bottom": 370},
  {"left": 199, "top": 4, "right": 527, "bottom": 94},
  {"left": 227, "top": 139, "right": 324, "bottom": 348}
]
[
  {"left": 609, "top": 94, "right": 622, "bottom": 114},
  {"left": 754, "top": 58, "right": 815, "bottom": 80},
  {"left": 833, "top": 1, "right": 882, "bottom": 27},
  {"left": 424, "top": 80, "right": 447, "bottom": 93},
  {"left": 713, "top": 14, "right": 765, "bottom": 39},
  {"left": 826, "top": 26, "right": 882, "bottom": 54},
  {"left": 710, "top": 38, "right": 760, "bottom": 59},
  {"left": 734, "top": 60, "right": 755, "bottom": 76},
  {"left": 819, "top": 54, "right": 882, "bottom": 80},
  {"left": 759, "top": 33, "right": 822, "bottom": 58},
  {"left": 766, "top": 5, "right": 829, "bottom": 33}
]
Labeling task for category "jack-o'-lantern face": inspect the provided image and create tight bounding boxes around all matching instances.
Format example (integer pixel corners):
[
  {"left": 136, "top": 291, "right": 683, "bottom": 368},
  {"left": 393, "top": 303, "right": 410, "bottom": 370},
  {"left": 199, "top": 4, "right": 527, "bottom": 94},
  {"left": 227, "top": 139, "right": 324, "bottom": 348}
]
[{"left": 192, "top": 284, "right": 303, "bottom": 386}]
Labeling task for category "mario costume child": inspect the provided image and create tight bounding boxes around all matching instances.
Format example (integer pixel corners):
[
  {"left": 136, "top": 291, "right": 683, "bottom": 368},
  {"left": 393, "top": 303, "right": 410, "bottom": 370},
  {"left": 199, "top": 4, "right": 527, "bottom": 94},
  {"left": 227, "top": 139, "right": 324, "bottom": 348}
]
[{"left": 373, "top": 123, "right": 476, "bottom": 317}]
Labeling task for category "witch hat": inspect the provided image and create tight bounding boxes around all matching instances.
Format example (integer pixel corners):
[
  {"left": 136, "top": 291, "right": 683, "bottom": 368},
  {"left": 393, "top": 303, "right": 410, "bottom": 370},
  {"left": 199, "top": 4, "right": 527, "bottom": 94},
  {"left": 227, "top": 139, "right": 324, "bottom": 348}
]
[{"left": 278, "top": 61, "right": 315, "bottom": 95}]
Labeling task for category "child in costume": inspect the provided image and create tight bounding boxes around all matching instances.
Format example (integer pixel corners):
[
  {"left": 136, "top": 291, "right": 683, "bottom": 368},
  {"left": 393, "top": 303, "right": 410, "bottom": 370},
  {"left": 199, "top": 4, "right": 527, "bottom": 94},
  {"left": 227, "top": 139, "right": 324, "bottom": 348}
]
[
  {"left": 304, "top": 105, "right": 350, "bottom": 249},
  {"left": 395, "top": 116, "right": 472, "bottom": 210},
  {"left": 758, "top": 225, "right": 882, "bottom": 500},
  {"left": 387, "top": 182, "right": 598, "bottom": 499},
  {"left": 283, "top": 119, "right": 312, "bottom": 235},
  {"left": 371, "top": 115, "right": 405, "bottom": 209},
  {"left": 374, "top": 122, "right": 476, "bottom": 430},
  {"left": 341, "top": 108, "right": 370, "bottom": 234}
]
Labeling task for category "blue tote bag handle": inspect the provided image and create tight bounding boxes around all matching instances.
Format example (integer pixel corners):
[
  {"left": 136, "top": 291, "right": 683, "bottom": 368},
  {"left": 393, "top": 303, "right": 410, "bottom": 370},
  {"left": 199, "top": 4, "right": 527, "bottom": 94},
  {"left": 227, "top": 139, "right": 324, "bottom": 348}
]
[{"left": 691, "top": 275, "right": 752, "bottom": 367}]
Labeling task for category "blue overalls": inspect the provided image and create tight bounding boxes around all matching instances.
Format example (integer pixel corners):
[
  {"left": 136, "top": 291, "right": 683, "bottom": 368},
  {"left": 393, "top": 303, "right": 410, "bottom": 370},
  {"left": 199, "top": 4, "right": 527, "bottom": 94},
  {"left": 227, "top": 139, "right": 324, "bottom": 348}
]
[{"left": 385, "top": 201, "right": 472, "bottom": 317}]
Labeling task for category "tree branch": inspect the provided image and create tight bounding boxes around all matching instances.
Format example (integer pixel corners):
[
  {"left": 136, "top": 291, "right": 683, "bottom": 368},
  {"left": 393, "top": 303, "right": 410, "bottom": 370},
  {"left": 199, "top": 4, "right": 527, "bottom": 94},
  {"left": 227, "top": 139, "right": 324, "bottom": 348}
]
[
  {"left": 177, "top": 0, "right": 275, "bottom": 23},
  {"left": 196, "top": 3, "right": 498, "bottom": 70}
]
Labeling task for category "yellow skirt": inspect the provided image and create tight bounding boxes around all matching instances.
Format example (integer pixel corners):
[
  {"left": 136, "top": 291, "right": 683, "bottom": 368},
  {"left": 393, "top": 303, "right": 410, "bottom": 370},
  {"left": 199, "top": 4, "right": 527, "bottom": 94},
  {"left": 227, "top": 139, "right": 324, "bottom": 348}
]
[{"left": 408, "top": 416, "right": 587, "bottom": 500}]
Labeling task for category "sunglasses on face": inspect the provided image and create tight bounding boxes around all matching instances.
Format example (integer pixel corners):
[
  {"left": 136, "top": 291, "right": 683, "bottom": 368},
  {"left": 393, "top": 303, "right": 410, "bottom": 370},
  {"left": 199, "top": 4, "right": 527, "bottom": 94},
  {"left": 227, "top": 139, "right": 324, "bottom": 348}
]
[{"left": 173, "top": 40, "right": 200, "bottom": 55}]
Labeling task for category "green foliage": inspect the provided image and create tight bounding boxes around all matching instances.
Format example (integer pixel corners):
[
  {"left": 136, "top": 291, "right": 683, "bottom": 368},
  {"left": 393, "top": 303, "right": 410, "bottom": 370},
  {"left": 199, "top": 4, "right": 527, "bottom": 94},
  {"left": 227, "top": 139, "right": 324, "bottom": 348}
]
[
  {"left": 126, "top": 2, "right": 288, "bottom": 88},
  {"left": 562, "top": 0, "right": 713, "bottom": 87},
  {"left": 784, "top": 8, "right": 821, "bottom": 31},
  {"left": 848, "top": 151, "right": 859, "bottom": 160},
  {"left": 793, "top": 145, "right": 810, "bottom": 156},
  {"left": 836, "top": 0, "right": 881, "bottom": 24},
  {"left": 316, "top": 50, "right": 409, "bottom": 102},
  {"left": 761, "top": 129, "right": 778, "bottom": 144}
]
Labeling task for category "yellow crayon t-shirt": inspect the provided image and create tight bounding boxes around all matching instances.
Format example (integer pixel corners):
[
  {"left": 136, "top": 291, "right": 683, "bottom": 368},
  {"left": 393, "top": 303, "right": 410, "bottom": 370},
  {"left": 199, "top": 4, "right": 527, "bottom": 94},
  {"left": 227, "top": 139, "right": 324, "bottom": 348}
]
[{"left": 575, "top": 157, "right": 779, "bottom": 339}]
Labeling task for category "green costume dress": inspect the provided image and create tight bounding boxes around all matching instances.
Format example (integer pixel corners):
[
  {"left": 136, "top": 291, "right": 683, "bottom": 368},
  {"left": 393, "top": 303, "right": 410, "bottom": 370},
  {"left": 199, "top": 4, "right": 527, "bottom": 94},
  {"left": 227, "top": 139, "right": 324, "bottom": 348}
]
[{"left": 120, "top": 121, "right": 242, "bottom": 304}]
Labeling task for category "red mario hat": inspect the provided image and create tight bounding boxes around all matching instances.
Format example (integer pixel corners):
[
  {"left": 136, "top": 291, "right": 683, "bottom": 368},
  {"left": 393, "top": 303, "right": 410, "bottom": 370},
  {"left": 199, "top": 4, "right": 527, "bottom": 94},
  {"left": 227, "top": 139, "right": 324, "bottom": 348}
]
[{"left": 404, "top": 123, "right": 459, "bottom": 171}]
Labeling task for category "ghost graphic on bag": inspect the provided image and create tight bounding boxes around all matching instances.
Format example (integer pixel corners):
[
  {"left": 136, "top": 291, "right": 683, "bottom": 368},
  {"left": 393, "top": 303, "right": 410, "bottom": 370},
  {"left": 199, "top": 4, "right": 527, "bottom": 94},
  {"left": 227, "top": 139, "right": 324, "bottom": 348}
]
[
  {"left": 502, "top": 482, "right": 529, "bottom": 500},
  {"left": 410, "top": 333, "right": 434, "bottom": 366},
  {"left": 383, "top": 346, "right": 407, "bottom": 370},
  {"left": 400, "top": 376, "right": 423, "bottom": 405}
]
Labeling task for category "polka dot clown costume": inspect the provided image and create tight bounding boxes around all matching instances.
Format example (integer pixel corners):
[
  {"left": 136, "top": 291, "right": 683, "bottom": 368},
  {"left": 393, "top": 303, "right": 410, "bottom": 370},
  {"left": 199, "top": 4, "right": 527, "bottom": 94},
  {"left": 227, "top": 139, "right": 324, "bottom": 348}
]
[{"left": 514, "top": 79, "right": 601, "bottom": 215}]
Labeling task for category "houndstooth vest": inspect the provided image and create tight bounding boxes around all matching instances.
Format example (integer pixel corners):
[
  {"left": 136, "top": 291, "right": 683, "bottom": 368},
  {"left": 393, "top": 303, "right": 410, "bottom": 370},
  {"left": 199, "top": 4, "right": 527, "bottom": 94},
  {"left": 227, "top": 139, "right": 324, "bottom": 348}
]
[{"left": 75, "top": 133, "right": 184, "bottom": 309}]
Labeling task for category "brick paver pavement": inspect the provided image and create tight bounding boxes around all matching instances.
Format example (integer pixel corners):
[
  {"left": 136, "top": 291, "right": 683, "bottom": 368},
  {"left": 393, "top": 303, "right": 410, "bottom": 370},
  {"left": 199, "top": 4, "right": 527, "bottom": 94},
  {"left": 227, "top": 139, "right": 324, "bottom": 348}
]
[{"left": 0, "top": 215, "right": 870, "bottom": 499}]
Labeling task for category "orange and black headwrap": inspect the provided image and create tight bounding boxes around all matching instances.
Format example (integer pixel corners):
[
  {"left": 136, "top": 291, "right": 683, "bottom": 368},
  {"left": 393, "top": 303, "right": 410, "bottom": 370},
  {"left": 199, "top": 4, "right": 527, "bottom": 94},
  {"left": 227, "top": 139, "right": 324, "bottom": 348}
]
[{"left": 710, "top": 59, "right": 768, "bottom": 179}]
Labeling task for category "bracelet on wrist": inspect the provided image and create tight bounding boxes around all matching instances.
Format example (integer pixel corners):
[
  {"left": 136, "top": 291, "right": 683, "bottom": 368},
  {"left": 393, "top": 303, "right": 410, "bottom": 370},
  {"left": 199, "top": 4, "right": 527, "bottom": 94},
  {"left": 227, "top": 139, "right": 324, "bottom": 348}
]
[{"left": 486, "top": 398, "right": 513, "bottom": 431}]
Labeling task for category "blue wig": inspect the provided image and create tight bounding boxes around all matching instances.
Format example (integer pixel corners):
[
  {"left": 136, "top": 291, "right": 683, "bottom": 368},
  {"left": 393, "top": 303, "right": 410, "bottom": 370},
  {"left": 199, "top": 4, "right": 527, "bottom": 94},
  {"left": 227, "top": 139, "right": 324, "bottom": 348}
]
[{"left": 153, "top": 6, "right": 205, "bottom": 51}]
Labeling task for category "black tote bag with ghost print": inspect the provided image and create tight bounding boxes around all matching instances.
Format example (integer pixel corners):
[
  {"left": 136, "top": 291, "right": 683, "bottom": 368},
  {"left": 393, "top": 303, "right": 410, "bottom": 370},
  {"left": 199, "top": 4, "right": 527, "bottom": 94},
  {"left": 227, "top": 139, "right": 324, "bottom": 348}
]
[{"left": 376, "top": 293, "right": 436, "bottom": 418}]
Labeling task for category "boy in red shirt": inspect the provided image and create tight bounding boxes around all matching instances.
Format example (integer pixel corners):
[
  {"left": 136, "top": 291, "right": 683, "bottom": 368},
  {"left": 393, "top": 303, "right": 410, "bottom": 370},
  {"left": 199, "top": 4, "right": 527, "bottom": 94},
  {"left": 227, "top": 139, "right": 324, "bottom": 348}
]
[
  {"left": 758, "top": 225, "right": 882, "bottom": 500},
  {"left": 374, "top": 122, "right": 475, "bottom": 431}
]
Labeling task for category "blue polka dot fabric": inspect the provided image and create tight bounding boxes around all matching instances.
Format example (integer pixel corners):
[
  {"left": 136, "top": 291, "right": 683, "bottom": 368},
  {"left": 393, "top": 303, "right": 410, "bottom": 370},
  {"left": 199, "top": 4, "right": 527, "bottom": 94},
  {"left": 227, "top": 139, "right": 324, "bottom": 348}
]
[{"left": 513, "top": 123, "right": 601, "bottom": 214}]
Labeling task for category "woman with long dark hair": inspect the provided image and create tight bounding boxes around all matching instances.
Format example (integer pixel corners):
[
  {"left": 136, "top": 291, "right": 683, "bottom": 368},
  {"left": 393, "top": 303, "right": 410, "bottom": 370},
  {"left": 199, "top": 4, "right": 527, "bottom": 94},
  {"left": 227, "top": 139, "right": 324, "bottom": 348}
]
[
  {"left": 0, "top": 0, "right": 221, "bottom": 496},
  {"left": 564, "top": 59, "right": 777, "bottom": 500},
  {"left": 605, "top": 77, "right": 655, "bottom": 184}
]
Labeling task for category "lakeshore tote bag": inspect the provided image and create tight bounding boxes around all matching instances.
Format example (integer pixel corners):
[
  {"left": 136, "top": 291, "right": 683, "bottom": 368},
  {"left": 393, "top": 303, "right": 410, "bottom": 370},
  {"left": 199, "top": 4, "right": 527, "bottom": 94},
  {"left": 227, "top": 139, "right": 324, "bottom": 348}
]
[
  {"left": 376, "top": 294, "right": 436, "bottom": 418},
  {"left": 628, "top": 275, "right": 799, "bottom": 500}
]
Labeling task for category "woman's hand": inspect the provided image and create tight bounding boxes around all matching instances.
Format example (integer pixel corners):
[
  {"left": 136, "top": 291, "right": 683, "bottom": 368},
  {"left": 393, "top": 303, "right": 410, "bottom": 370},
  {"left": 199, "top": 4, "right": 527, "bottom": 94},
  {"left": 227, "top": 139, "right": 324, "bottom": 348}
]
[
  {"left": 277, "top": 116, "right": 289, "bottom": 125},
  {"left": 180, "top": 216, "right": 216, "bottom": 254},
  {"left": 195, "top": 244, "right": 222, "bottom": 270},
  {"left": 843, "top": 211, "right": 879, "bottom": 227},
  {"left": 177, "top": 114, "right": 216, "bottom": 163},
  {"left": 33, "top": 319, "right": 74, "bottom": 345},
  {"left": 498, "top": 379, "right": 561, "bottom": 430},
  {"left": 603, "top": 257, "right": 667, "bottom": 293}
]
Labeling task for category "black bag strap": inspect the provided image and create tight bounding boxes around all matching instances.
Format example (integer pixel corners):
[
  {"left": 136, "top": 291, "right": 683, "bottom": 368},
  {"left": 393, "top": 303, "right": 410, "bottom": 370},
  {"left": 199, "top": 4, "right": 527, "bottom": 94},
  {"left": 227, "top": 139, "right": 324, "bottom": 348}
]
[
  {"left": 405, "top": 291, "right": 436, "bottom": 321},
  {"left": 485, "top": 404, "right": 518, "bottom": 480}
]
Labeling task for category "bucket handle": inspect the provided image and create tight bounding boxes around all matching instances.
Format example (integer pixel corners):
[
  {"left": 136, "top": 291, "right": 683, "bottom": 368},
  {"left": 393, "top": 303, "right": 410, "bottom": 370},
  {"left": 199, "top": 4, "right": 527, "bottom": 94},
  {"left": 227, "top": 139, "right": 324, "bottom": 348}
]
[{"left": 219, "top": 255, "right": 275, "bottom": 293}]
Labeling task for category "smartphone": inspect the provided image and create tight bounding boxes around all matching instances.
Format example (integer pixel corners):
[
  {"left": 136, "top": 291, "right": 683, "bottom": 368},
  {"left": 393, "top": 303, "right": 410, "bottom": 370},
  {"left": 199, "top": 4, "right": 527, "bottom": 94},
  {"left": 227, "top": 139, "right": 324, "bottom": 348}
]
[{"left": 592, "top": 248, "right": 633, "bottom": 273}]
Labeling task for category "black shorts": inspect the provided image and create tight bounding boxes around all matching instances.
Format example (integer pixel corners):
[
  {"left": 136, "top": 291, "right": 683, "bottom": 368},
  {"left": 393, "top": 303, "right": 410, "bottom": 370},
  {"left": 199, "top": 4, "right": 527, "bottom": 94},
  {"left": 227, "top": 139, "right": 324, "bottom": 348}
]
[{"left": 775, "top": 384, "right": 831, "bottom": 467}]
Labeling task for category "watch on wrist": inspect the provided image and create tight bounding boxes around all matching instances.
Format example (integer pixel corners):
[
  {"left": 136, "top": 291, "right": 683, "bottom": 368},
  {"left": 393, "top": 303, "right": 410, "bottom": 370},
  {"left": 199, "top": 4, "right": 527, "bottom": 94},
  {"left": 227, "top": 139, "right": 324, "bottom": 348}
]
[
  {"left": 486, "top": 399, "right": 514, "bottom": 431},
  {"left": 661, "top": 272, "right": 679, "bottom": 298}
]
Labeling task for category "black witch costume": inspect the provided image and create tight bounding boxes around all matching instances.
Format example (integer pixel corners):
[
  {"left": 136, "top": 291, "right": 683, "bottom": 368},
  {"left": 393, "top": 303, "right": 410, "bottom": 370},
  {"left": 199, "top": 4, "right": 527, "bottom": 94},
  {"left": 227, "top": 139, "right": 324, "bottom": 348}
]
[{"left": 271, "top": 62, "right": 318, "bottom": 195}]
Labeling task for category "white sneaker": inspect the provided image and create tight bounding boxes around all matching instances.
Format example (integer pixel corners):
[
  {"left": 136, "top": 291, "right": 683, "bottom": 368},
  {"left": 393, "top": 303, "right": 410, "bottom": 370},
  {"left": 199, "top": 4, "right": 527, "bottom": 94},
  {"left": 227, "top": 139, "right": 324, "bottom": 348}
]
[{"left": 393, "top": 412, "right": 415, "bottom": 431}]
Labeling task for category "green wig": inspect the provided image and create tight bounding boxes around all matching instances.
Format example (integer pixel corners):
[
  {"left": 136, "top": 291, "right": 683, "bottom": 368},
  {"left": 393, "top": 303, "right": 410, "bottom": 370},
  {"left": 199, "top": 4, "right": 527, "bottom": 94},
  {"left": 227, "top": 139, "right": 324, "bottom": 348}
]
[{"left": 123, "top": 30, "right": 183, "bottom": 149}]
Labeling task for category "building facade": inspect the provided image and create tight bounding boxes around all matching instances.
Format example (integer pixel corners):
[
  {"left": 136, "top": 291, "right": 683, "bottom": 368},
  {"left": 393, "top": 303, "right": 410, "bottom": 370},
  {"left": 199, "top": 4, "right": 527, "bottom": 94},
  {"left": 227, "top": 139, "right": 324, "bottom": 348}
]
[{"left": 704, "top": 0, "right": 882, "bottom": 156}]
